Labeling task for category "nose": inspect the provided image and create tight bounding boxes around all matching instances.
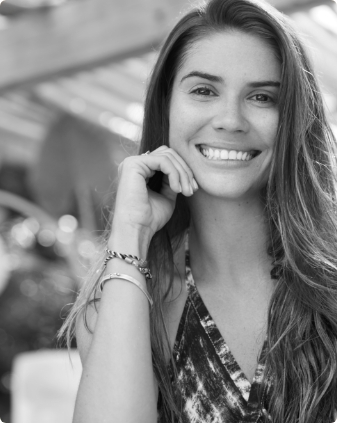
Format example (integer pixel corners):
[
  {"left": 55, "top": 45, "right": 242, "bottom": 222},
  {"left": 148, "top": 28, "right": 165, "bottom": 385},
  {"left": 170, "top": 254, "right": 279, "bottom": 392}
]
[{"left": 211, "top": 98, "right": 249, "bottom": 133}]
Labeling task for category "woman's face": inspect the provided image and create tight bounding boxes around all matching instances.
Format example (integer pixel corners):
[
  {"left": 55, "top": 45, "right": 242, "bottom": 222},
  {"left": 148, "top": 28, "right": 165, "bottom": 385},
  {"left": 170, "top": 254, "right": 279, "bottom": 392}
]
[{"left": 169, "top": 30, "right": 281, "bottom": 200}]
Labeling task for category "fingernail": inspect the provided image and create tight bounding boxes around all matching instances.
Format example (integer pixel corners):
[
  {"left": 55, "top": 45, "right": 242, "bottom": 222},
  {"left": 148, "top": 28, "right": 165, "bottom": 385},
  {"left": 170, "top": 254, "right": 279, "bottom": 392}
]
[
  {"left": 179, "top": 183, "right": 182, "bottom": 193},
  {"left": 192, "top": 178, "right": 198, "bottom": 190},
  {"left": 190, "top": 185, "right": 194, "bottom": 195}
]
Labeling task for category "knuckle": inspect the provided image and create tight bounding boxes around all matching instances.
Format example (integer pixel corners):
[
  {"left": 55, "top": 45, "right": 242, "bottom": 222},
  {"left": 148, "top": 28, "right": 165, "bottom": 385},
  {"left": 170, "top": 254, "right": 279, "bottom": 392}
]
[
  {"left": 156, "top": 145, "right": 169, "bottom": 151},
  {"left": 123, "top": 156, "right": 132, "bottom": 165},
  {"left": 162, "top": 156, "right": 172, "bottom": 166},
  {"left": 164, "top": 147, "right": 175, "bottom": 155},
  {"left": 121, "top": 156, "right": 137, "bottom": 169},
  {"left": 117, "top": 156, "right": 136, "bottom": 175}
]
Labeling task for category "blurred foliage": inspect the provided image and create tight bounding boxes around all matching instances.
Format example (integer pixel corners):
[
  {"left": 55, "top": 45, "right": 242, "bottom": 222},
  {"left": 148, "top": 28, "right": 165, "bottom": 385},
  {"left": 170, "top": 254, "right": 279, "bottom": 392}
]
[
  {"left": 0, "top": 114, "right": 137, "bottom": 421},
  {"left": 28, "top": 114, "right": 137, "bottom": 231}
]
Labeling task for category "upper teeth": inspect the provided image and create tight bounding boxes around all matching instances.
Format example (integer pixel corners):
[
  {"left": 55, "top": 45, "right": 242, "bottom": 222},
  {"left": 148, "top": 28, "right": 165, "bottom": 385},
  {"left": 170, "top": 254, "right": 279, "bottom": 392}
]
[{"left": 200, "top": 147, "right": 254, "bottom": 161}]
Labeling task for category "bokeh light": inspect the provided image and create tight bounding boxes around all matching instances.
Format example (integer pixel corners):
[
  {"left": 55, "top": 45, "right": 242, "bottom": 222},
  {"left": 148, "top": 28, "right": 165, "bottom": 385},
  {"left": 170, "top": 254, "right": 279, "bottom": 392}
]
[
  {"left": 11, "top": 223, "right": 35, "bottom": 249},
  {"left": 58, "top": 215, "right": 78, "bottom": 233},
  {"left": 37, "top": 229, "right": 56, "bottom": 248}
]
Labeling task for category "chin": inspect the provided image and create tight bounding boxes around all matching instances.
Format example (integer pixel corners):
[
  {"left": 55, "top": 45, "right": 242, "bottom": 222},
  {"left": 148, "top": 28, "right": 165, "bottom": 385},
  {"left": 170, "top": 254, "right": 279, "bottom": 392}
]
[{"left": 198, "top": 188, "right": 256, "bottom": 201}]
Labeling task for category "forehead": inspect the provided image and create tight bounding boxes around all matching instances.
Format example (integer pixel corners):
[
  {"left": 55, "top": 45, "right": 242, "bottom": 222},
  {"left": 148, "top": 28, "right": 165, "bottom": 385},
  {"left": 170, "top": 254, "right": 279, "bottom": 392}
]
[{"left": 176, "top": 30, "right": 281, "bottom": 83}]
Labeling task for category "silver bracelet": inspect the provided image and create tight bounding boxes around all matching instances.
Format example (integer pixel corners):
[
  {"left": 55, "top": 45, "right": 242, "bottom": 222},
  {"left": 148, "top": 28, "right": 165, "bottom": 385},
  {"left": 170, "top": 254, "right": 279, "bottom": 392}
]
[{"left": 99, "top": 272, "right": 153, "bottom": 308}]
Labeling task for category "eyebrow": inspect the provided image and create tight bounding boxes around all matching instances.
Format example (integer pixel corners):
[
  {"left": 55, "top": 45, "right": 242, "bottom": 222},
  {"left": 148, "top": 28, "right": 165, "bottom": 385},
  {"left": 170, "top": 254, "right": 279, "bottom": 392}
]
[
  {"left": 248, "top": 81, "right": 280, "bottom": 88},
  {"left": 180, "top": 71, "right": 223, "bottom": 84},
  {"left": 180, "top": 71, "right": 280, "bottom": 88}
]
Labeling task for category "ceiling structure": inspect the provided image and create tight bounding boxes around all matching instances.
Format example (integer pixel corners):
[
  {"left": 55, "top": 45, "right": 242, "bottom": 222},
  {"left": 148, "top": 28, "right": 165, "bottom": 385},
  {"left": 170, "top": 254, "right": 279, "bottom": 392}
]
[{"left": 0, "top": 0, "right": 336, "bottom": 166}]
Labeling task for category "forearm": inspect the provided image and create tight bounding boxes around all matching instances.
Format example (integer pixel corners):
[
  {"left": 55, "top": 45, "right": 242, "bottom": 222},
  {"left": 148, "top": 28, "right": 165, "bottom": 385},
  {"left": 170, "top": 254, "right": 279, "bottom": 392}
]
[
  {"left": 73, "top": 229, "right": 157, "bottom": 423},
  {"left": 73, "top": 145, "right": 191, "bottom": 422}
]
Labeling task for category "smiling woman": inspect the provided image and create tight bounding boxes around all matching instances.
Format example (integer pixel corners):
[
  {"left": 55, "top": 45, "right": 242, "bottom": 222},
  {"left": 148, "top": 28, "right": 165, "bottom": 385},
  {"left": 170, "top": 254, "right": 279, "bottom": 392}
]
[
  {"left": 60, "top": 0, "right": 337, "bottom": 422},
  {"left": 169, "top": 31, "right": 280, "bottom": 200}
]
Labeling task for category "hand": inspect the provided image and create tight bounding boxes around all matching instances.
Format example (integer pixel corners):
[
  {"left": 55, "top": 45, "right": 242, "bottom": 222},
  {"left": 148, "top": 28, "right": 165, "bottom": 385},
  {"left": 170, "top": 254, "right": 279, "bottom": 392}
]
[{"left": 112, "top": 146, "right": 197, "bottom": 242}]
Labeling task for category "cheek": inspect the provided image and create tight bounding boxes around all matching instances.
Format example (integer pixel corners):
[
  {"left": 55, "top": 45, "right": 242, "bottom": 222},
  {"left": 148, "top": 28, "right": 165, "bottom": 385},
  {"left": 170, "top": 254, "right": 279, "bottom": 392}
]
[
  {"left": 258, "top": 112, "right": 279, "bottom": 147},
  {"left": 168, "top": 108, "right": 190, "bottom": 148}
]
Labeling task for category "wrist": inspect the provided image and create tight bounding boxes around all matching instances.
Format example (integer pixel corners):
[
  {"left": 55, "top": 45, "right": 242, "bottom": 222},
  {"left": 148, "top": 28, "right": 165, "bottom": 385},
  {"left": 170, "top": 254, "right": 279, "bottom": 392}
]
[{"left": 108, "top": 221, "right": 153, "bottom": 259}]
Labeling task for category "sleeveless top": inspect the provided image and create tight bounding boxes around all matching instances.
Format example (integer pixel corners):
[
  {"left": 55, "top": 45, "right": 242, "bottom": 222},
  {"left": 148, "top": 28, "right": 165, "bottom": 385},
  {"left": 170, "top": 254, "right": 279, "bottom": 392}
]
[{"left": 157, "top": 241, "right": 273, "bottom": 423}]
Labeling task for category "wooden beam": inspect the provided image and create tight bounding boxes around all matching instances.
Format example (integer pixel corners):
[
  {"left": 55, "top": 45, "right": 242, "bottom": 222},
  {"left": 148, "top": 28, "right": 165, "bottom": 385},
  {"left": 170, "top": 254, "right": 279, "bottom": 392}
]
[
  {"left": 0, "top": 0, "right": 332, "bottom": 90},
  {"left": 0, "top": 0, "right": 189, "bottom": 91}
]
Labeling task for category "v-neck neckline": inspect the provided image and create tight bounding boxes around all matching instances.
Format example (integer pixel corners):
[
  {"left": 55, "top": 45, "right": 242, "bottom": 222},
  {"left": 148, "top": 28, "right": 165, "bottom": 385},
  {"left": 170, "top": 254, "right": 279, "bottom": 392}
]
[{"left": 184, "top": 240, "right": 267, "bottom": 404}]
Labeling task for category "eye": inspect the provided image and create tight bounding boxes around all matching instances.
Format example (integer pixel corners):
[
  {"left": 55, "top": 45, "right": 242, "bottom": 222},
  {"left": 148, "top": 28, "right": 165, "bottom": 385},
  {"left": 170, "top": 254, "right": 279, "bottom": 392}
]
[
  {"left": 190, "top": 86, "right": 216, "bottom": 97},
  {"left": 250, "top": 93, "right": 275, "bottom": 103}
]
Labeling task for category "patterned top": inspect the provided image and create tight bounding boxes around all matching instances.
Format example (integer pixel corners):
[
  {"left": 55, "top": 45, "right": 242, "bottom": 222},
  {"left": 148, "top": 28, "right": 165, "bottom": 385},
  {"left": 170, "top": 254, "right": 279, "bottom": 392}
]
[{"left": 158, "top": 243, "right": 273, "bottom": 423}]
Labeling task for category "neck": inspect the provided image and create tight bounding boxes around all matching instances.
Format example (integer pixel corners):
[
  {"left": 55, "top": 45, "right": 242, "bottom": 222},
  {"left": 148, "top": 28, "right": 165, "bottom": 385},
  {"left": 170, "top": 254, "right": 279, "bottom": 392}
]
[{"left": 187, "top": 190, "right": 274, "bottom": 293}]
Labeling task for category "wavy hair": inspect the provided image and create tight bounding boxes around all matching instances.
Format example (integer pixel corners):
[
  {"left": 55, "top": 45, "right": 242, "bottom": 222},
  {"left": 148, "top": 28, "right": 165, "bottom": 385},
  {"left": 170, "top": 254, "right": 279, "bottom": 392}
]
[{"left": 60, "top": 0, "right": 337, "bottom": 421}]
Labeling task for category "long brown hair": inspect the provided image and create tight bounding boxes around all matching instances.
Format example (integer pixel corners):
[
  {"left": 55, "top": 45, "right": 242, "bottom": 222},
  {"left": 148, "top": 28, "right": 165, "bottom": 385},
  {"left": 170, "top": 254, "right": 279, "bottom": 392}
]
[{"left": 60, "top": 0, "right": 337, "bottom": 421}]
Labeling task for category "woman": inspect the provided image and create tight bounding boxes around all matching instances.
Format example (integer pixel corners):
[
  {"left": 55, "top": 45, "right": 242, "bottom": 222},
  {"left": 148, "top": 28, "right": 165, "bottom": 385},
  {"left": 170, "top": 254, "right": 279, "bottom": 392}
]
[{"left": 61, "top": 0, "right": 337, "bottom": 421}]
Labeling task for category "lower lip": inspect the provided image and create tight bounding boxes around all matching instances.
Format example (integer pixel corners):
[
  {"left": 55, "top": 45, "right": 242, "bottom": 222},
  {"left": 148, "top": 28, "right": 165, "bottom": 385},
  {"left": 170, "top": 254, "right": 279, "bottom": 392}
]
[{"left": 197, "top": 148, "right": 257, "bottom": 165}]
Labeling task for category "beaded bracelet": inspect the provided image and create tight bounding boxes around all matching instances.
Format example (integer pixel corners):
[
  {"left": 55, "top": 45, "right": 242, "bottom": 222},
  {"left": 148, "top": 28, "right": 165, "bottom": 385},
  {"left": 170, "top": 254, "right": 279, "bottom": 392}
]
[
  {"left": 104, "top": 248, "right": 152, "bottom": 280},
  {"left": 99, "top": 272, "right": 153, "bottom": 308}
]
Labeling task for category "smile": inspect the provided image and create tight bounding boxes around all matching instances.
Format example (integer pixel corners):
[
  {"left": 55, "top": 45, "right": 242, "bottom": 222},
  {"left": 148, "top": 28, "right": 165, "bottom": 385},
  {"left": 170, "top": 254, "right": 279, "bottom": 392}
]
[{"left": 198, "top": 146, "right": 261, "bottom": 161}]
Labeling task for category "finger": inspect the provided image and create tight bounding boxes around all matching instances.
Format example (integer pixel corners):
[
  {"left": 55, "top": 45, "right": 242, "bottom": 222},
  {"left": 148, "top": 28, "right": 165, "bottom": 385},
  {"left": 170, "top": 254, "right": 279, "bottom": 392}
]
[
  {"left": 153, "top": 152, "right": 193, "bottom": 196},
  {"left": 150, "top": 147, "right": 197, "bottom": 195},
  {"left": 123, "top": 151, "right": 195, "bottom": 197},
  {"left": 138, "top": 154, "right": 190, "bottom": 196},
  {"left": 132, "top": 154, "right": 181, "bottom": 194},
  {"left": 159, "top": 147, "right": 197, "bottom": 191}
]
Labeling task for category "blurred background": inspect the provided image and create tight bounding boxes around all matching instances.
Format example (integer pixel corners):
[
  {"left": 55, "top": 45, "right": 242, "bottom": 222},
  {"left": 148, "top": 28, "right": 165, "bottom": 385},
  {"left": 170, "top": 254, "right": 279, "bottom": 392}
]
[{"left": 0, "top": 0, "right": 336, "bottom": 421}]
